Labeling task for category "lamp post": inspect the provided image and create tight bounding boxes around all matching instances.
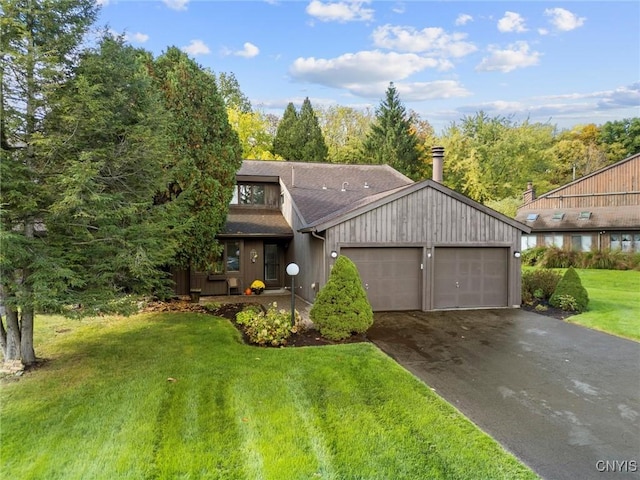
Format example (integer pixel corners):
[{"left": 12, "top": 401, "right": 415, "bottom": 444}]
[{"left": 286, "top": 262, "right": 299, "bottom": 326}]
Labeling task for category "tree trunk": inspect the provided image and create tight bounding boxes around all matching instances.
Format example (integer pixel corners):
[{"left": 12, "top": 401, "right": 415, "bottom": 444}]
[
  {"left": 1, "top": 308, "right": 22, "bottom": 362},
  {"left": 20, "top": 308, "right": 36, "bottom": 365}
]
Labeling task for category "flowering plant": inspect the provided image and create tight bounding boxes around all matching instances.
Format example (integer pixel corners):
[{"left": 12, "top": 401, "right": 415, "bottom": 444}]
[{"left": 250, "top": 279, "right": 265, "bottom": 294}]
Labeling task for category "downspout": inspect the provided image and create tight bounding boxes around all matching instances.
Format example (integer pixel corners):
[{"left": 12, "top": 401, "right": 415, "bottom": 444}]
[{"left": 310, "top": 229, "right": 326, "bottom": 296}]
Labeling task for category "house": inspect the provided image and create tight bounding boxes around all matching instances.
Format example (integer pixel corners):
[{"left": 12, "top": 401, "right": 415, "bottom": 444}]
[
  {"left": 175, "top": 148, "right": 530, "bottom": 311},
  {"left": 515, "top": 153, "right": 640, "bottom": 253}
]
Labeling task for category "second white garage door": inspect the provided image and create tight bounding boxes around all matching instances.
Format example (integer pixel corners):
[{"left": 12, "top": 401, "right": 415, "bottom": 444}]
[{"left": 341, "top": 247, "right": 422, "bottom": 311}]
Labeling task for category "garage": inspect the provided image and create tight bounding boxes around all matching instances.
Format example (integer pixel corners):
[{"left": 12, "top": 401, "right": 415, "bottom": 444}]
[
  {"left": 433, "top": 247, "right": 508, "bottom": 309},
  {"left": 341, "top": 247, "right": 422, "bottom": 311}
]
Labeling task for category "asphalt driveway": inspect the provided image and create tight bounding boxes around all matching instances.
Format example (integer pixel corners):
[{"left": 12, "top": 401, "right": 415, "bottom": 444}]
[{"left": 368, "top": 309, "right": 640, "bottom": 480}]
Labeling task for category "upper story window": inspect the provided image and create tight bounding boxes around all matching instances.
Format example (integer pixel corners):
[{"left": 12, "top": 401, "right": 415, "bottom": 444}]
[{"left": 231, "top": 184, "right": 265, "bottom": 205}]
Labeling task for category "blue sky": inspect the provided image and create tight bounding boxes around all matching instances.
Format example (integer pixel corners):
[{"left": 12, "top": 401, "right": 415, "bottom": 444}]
[{"left": 97, "top": 1, "right": 639, "bottom": 133}]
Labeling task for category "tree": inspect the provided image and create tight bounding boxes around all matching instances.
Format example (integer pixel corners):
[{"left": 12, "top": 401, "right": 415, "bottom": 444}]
[
  {"left": 216, "top": 71, "right": 251, "bottom": 113},
  {"left": 309, "top": 255, "right": 373, "bottom": 340},
  {"left": 1, "top": 0, "right": 99, "bottom": 365},
  {"left": 272, "top": 98, "right": 328, "bottom": 162},
  {"left": 599, "top": 118, "right": 640, "bottom": 161},
  {"left": 297, "top": 97, "right": 328, "bottom": 162},
  {"left": 151, "top": 47, "right": 243, "bottom": 271},
  {"left": 363, "top": 82, "right": 422, "bottom": 179},
  {"left": 440, "top": 112, "right": 555, "bottom": 202},
  {"left": 317, "top": 105, "right": 373, "bottom": 164},
  {"left": 41, "top": 35, "right": 179, "bottom": 309},
  {"left": 272, "top": 102, "right": 299, "bottom": 160},
  {"left": 226, "top": 107, "right": 282, "bottom": 160}
]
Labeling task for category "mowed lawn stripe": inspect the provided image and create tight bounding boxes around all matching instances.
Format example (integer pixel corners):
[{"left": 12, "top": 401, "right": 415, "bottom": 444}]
[{"left": 1, "top": 313, "right": 538, "bottom": 480}]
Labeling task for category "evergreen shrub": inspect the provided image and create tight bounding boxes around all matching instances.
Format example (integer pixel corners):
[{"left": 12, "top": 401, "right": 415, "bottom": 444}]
[
  {"left": 310, "top": 256, "right": 374, "bottom": 341},
  {"left": 549, "top": 267, "right": 589, "bottom": 313}
]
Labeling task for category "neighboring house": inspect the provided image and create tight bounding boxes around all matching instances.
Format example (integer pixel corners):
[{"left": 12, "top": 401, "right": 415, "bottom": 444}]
[
  {"left": 515, "top": 153, "right": 640, "bottom": 253},
  {"left": 175, "top": 149, "right": 530, "bottom": 311}
]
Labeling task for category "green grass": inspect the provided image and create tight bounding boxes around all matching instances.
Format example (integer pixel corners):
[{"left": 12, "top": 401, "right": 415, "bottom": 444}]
[
  {"left": 567, "top": 269, "right": 640, "bottom": 341},
  {"left": 1, "top": 313, "right": 538, "bottom": 480}
]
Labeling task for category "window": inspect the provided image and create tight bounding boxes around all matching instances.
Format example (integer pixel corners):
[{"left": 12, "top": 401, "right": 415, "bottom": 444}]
[
  {"left": 526, "top": 213, "right": 539, "bottom": 222},
  {"left": 238, "top": 184, "right": 265, "bottom": 205},
  {"left": 571, "top": 235, "right": 592, "bottom": 252},
  {"left": 612, "top": 232, "right": 640, "bottom": 252},
  {"left": 226, "top": 241, "right": 241, "bottom": 271},
  {"left": 578, "top": 211, "right": 592, "bottom": 220},
  {"left": 521, "top": 234, "right": 537, "bottom": 250},
  {"left": 552, "top": 212, "right": 564, "bottom": 221},
  {"left": 544, "top": 234, "right": 564, "bottom": 248}
]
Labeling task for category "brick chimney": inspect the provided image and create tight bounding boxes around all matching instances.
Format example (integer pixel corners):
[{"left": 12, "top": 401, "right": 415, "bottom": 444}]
[
  {"left": 432, "top": 146, "right": 444, "bottom": 183},
  {"left": 523, "top": 181, "right": 536, "bottom": 204}
]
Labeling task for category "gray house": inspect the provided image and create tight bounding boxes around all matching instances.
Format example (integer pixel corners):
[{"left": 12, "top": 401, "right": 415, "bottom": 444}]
[{"left": 175, "top": 150, "right": 530, "bottom": 311}]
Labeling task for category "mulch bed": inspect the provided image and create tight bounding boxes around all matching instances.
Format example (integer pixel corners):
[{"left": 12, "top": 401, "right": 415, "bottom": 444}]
[
  {"left": 143, "top": 300, "right": 367, "bottom": 347},
  {"left": 520, "top": 300, "right": 576, "bottom": 321}
]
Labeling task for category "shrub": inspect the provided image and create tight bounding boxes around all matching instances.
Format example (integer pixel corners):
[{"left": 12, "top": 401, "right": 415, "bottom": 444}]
[
  {"left": 549, "top": 267, "right": 589, "bottom": 313},
  {"left": 534, "top": 304, "right": 548, "bottom": 312},
  {"left": 522, "top": 269, "right": 562, "bottom": 303},
  {"left": 310, "top": 255, "right": 373, "bottom": 341},
  {"left": 540, "top": 246, "right": 578, "bottom": 269},
  {"left": 236, "top": 302, "right": 301, "bottom": 346},
  {"left": 521, "top": 246, "right": 546, "bottom": 267},
  {"left": 556, "top": 294, "right": 579, "bottom": 312}
]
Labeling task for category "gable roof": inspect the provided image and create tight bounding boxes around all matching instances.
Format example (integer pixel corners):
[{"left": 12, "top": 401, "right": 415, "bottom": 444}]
[
  {"left": 521, "top": 153, "right": 640, "bottom": 207},
  {"left": 302, "top": 179, "right": 531, "bottom": 233},
  {"left": 238, "top": 160, "right": 413, "bottom": 225},
  {"left": 219, "top": 209, "right": 293, "bottom": 238}
]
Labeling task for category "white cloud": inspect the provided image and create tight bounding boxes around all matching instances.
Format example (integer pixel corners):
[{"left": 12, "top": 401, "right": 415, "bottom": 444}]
[
  {"left": 476, "top": 41, "right": 541, "bottom": 73},
  {"left": 455, "top": 14, "right": 473, "bottom": 26},
  {"left": 538, "top": 28, "right": 549, "bottom": 36},
  {"left": 537, "top": 83, "right": 640, "bottom": 110},
  {"left": 235, "top": 42, "right": 260, "bottom": 58},
  {"left": 371, "top": 24, "right": 477, "bottom": 58},
  {"left": 163, "top": 0, "right": 189, "bottom": 10},
  {"left": 392, "top": 3, "right": 405, "bottom": 14},
  {"left": 290, "top": 50, "right": 443, "bottom": 88},
  {"left": 497, "top": 11, "right": 527, "bottom": 33},
  {"left": 126, "top": 32, "right": 149, "bottom": 44},
  {"left": 351, "top": 80, "right": 471, "bottom": 100},
  {"left": 96, "top": 0, "right": 109, "bottom": 6},
  {"left": 181, "top": 40, "right": 210, "bottom": 56},
  {"left": 544, "top": 8, "right": 585, "bottom": 32},
  {"left": 306, "top": 0, "right": 374, "bottom": 23}
]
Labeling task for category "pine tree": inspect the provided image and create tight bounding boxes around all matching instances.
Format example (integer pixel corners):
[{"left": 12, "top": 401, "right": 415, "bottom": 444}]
[
  {"left": 1, "top": 0, "right": 99, "bottom": 365},
  {"left": 363, "top": 82, "right": 422, "bottom": 178},
  {"left": 272, "top": 102, "right": 299, "bottom": 160},
  {"left": 298, "top": 97, "right": 328, "bottom": 162},
  {"left": 272, "top": 98, "right": 328, "bottom": 162}
]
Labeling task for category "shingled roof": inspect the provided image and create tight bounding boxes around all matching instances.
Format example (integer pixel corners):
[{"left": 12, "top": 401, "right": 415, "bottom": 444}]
[
  {"left": 237, "top": 160, "right": 413, "bottom": 226},
  {"left": 515, "top": 206, "right": 640, "bottom": 232}
]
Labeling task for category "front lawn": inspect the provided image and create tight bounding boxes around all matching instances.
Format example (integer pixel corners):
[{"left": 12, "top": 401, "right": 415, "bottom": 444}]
[
  {"left": 568, "top": 269, "right": 640, "bottom": 341},
  {"left": 1, "top": 313, "right": 537, "bottom": 479}
]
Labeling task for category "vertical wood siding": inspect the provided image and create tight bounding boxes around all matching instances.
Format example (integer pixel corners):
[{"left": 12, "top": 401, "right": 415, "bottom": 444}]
[{"left": 523, "top": 155, "right": 640, "bottom": 209}]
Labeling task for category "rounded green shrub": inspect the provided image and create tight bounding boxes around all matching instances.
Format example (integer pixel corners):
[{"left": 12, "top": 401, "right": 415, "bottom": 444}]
[
  {"left": 549, "top": 267, "right": 589, "bottom": 313},
  {"left": 310, "top": 255, "right": 374, "bottom": 341}
]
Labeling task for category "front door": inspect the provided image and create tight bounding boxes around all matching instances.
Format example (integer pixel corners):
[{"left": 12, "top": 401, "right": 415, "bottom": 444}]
[{"left": 264, "top": 243, "right": 282, "bottom": 288}]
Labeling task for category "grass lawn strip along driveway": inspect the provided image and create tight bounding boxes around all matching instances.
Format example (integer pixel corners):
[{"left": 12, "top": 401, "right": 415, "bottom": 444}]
[{"left": 1, "top": 313, "right": 537, "bottom": 480}]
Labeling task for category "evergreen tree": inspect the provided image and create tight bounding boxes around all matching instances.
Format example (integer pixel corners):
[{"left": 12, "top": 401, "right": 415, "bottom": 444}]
[
  {"left": 298, "top": 97, "right": 328, "bottom": 162},
  {"left": 363, "top": 82, "right": 422, "bottom": 178},
  {"left": 41, "top": 35, "right": 179, "bottom": 308},
  {"left": 310, "top": 256, "right": 373, "bottom": 340},
  {"left": 272, "top": 102, "right": 299, "bottom": 160},
  {"left": 1, "top": 0, "right": 99, "bottom": 365},
  {"left": 151, "top": 47, "right": 242, "bottom": 271}
]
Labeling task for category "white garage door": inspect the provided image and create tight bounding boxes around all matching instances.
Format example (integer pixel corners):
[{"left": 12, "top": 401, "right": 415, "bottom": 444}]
[
  {"left": 433, "top": 247, "right": 508, "bottom": 309},
  {"left": 341, "top": 248, "right": 422, "bottom": 311}
]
